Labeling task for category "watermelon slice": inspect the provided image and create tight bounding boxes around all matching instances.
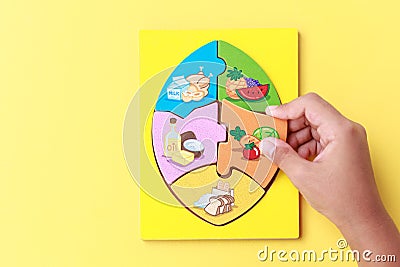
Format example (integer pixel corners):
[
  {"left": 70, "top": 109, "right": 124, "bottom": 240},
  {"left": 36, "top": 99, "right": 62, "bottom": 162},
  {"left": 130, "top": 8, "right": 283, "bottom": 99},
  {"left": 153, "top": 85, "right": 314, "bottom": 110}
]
[{"left": 236, "top": 84, "right": 270, "bottom": 101}]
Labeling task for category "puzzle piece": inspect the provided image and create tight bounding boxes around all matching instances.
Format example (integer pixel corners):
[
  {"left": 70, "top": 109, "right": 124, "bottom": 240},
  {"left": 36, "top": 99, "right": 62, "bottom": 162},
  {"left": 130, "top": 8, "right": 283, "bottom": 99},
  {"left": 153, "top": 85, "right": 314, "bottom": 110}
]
[
  {"left": 217, "top": 100, "right": 287, "bottom": 188},
  {"left": 155, "top": 41, "right": 225, "bottom": 118},
  {"left": 217, "top": 40, "right": 282, "bottom": 113},
  {"left": 152, "top": 102, "right": 226, "bottom": 184}
]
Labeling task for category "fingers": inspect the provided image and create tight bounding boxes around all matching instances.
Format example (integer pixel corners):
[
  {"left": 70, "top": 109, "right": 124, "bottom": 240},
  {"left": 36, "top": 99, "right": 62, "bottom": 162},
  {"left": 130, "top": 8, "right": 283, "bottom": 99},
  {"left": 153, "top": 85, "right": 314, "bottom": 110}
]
[
  {"left": 288, "top": 116, "right": 308, "bottom": 132},
  {"left": 311, "top": 127, "right": 320, "bottom": 141},
  {"left": 297, "top": 139, "right": 322, "bottom": 159},
  {"left": 259, "top": 137, "right": 311, "bottom": 179},
  {"left": 267, "top": 93, "right": 345, "bottom": 129},
  {"left": 287, "top": 126, "right": 312, "bottom": 150}
]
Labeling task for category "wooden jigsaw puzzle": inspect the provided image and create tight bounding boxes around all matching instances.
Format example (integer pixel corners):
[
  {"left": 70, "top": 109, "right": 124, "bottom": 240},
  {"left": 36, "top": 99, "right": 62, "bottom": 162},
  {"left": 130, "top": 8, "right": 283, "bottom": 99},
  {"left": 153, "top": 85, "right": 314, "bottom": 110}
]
[
  {"left": 151, "top": 40, "right": 287, "bottom": 225},
  {"left": 135, "top": 29, "right": 299, "bottom": 239}
]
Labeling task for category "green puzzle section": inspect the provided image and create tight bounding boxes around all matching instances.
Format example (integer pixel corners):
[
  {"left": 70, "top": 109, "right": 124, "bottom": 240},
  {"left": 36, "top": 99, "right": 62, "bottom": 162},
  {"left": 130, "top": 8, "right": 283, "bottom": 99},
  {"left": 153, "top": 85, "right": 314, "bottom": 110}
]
[{"left": 217, "top": 41, "right": 281, "bottom": 112}]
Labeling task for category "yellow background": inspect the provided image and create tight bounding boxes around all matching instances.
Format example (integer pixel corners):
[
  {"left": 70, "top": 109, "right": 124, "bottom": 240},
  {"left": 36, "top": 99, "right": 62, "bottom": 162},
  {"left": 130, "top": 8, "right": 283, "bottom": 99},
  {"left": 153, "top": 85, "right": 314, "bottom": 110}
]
[{"left": 0, "top": 1, "right": 399, "bottom": 266}]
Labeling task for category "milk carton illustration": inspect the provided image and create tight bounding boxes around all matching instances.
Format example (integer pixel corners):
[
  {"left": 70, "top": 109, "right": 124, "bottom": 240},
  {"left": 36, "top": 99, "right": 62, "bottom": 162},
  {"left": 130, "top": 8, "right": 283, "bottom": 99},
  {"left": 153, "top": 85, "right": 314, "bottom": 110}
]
[{"left": 167, "top": 76, "right": 189, "bottom": 101}]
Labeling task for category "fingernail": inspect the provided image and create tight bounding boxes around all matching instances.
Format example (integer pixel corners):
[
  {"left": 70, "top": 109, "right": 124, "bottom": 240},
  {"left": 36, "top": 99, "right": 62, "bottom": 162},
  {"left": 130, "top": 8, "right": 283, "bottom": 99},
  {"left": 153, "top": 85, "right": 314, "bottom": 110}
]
[
  {"left": 259, "top": 138, "right": 276, "bottom": 161},
  {"left": 265, "top": 105, "right": 279, "bottom": 116}
]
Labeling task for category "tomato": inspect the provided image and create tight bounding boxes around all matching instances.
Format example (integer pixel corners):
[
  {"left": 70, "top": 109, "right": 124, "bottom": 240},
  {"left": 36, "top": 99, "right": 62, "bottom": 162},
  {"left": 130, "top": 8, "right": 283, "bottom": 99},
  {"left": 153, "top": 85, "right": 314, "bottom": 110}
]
[{"left": 243, "top": 142, "right": 260, "bottom": 160}]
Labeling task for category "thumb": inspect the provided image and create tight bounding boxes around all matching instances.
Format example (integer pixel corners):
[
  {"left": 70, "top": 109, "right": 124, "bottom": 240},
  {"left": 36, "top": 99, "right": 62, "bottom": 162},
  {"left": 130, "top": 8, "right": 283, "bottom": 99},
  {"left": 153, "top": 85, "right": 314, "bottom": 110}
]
[{"left": 259, "top": 137, "right": 310, "bottom": 179}]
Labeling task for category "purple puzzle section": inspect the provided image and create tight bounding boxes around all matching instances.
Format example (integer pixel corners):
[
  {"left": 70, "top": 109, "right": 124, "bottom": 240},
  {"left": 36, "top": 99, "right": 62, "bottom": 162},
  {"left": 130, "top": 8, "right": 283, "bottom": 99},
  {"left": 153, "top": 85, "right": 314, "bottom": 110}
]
[{"left": 152, "top": 102, "right": 226, "bottom": 184}]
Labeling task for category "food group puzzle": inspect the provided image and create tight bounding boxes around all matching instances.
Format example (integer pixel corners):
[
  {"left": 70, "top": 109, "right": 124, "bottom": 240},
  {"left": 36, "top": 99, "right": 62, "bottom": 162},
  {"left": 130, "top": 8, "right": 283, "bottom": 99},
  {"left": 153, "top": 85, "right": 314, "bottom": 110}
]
[
  {"left": 152, "top": 40, "right": 287, "bottom": 225},
  {"left": 137, "top": 29, "right": 299, "bottom": 239}
]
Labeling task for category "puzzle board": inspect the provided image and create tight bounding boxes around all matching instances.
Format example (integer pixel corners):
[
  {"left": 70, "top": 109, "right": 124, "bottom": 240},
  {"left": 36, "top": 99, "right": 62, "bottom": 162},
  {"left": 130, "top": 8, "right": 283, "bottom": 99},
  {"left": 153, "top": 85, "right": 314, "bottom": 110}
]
[{"left": 138, "top": 29, "right": 298, "bottom": 239}]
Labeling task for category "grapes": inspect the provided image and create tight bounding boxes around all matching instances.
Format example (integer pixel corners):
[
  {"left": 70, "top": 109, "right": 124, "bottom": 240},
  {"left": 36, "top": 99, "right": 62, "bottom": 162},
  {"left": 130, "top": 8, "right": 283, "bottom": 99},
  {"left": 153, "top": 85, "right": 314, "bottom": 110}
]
[{"left": 244, "top": 77, "right": 261, "bottom": 87}]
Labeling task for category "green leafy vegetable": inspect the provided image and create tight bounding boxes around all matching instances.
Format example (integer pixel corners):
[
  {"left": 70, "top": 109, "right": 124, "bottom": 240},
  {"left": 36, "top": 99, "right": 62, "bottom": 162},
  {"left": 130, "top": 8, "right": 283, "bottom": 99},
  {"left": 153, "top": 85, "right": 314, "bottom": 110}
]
[
  {"left": 229, "top": 126, "right": 246, "bottom": 141},
  {"left": 253, "top": 126, "right": 279, "bottom": 140}
]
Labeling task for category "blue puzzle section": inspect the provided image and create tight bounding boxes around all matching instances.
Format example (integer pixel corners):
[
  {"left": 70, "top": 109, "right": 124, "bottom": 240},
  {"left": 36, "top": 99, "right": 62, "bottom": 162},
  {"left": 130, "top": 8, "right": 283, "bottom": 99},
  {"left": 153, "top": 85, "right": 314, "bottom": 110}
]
[{"left": 155, "top": 41, "right": 226, "bottom": 118}]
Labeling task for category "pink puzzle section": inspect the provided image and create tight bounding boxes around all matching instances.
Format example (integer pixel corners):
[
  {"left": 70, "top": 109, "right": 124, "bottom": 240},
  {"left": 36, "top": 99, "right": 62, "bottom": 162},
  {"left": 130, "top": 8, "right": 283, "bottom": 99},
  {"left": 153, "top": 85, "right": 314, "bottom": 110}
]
[{"left": 152, "top": 102, "right": 226, "bottom": 184}]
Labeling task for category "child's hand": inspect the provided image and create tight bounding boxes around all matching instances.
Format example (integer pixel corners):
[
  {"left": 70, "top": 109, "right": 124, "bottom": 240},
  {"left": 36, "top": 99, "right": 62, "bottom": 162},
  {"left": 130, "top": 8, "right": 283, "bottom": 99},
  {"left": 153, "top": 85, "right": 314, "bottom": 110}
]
[{"left": 260, "top": 93, "right": 399, "bottom": 265}]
